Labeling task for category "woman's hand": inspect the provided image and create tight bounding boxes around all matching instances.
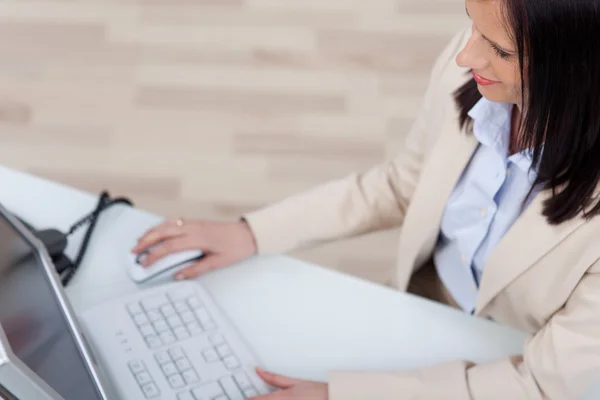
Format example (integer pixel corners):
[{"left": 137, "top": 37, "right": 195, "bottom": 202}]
[
  {"left": 249, "top": 368, "right": 329, "bottom": 400},
  {"left": 131, "top": 218, "right": 257, "bottom": 280}
]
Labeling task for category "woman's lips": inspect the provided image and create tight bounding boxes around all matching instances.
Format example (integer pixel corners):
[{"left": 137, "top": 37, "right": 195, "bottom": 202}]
[{"left": 472, "top": 70, "right": 500, "bottom": 86}]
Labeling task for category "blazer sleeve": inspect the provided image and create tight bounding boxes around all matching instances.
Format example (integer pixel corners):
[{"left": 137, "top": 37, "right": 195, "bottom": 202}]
[
  {"left": 327, "top": 262, "right": 600, "bottom": 400},
  {"left": 242, "top": 28, "right": 470, "bottom": 255}
]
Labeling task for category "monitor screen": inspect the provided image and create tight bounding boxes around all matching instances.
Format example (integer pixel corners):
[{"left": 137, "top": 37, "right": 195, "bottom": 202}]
[{"left": 0, "top": 213, "right": 103, "bottom": 400}]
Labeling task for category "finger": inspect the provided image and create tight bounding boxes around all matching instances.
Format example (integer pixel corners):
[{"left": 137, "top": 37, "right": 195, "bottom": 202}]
[
  {"left": 137, "top": 219, "right": 175, "bottom": 239},
  {"left": 255, "top": 367, "right": 302, "bottom": 389},
  {"left": 141, "top": 237, "right": 201, "bottom": 267},
  {"left": 174, "top": 256, "right": 222, "bottom": 280},
  {"left": 132, "top": 226, "right": 186, "bottom": 254},
  {"left": 135, "top": 219, "right": 193, "bottom": 251}
]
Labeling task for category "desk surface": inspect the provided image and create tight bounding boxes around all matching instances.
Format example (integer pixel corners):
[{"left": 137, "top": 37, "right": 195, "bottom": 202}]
[{"left": 0, "top": 165, "right": 528, "bottom": 384}]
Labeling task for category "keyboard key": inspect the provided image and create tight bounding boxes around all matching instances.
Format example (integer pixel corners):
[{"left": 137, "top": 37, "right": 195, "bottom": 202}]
[
  {"left": 139, "top": 324, "right": 156, "bottom": 337},
  {"left": 128, "top": 360, "right": 145, "bottom": 374},
  {"left": 244, "top": 388, "right": 258, "bottom": 398},
  {"left": 168, "top": 374, "right": 186, "bottom": 389},
  {"left": 155, "top": 351, "right": 171, "bottom": 365},
  {"left": 202, "top": 319, "right": 217, "bottom": 331},
  {"left": 169, "top": 347, "right": 185, "bottom": 360},
  {"left": 174, "top": 326, "right": 190, "bottom": 340},
  {"left": 146, "top": 336, "right": 162, "bottom": 349},
  {"left": 147, "top": 310, "right": 162, "bottom": 322},
  {"left": 127, "top": 302, "right": 143, "bottom": 315},
  {"left": 192, "top": 382, "right": 223, "bottom": 399},
  {"left": 214, "top": 395, "right": 228, "bottom": 400},
  {"left": 182, "top": 369, "right": 199, "bottom": 384},
  {"left": 173, "top": 301, "right": 190, "bottom": 313},
  {"left": 223, "top": 355, "right": 240, "bottom": 370},
  {"left": 202, "top": 348, "right": 219, "bottom": 363},
  {"left": 186, "top": 321, "right": 203, "bottom": 335},
  {"left": 208, "top": 333, "right": 225, "bottom": 346},
  {"left": 180, "top": 311, "right": 196, "bottom": 324},
  {"left": 141, "top": 295, "right": 169, "bottom": 311},
  {"left": 135, "top": 371, "right": 153, "bottom": 385},
  {"left": 161, "top": 304, "right": 176, "bottom": 317},
  {"left": 167, "top": 315, "right": 183, "bottom": 328},
  {"left": 133, "top": 313, "right": 149, "bottom": 326},
  {"left": 168, "top": 287, "right": 197, "bottom": 302},
  {"left": 160, "top": 331, "right": 177, "bottom": 345},
  {"left": 220, "top": 376, "right": 244, "bottom": 399},
  {"left": 233, "top": 372, "right": 252, "bottom": 390},
  {"left": 193, "top": 308, "right": 211, "bottom": 323},
  {"left": 162, "top": 362, "right": 178, "bottom": 376},
  {"left": 141, "top": 382, "right": 160, "bottom": 398},
  {"left": 153, "top": 320, "right": 170, "bottom": 333},
  {"left": 177, "top": 392, "right": 194, "bottom": 400},
  {"left": 215, "top": 343, "right": 231, "bottom": 358},
  {"left": 175, "top": 358, "right": 191, "bottom": 371},
  {"left": 128, "top": 359, "right": 145, "bottom": 373},
  {"left": 187, "top": 296, "right": 202, "bottom": 309}
]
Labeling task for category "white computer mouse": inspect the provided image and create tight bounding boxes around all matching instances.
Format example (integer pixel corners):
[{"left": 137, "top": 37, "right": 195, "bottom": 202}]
[{"left": 126, "top": 243, "right": 204, "bottom": 283}]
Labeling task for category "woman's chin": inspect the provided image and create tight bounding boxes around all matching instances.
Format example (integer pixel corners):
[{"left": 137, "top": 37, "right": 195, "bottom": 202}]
[{"left": 477, "top": 84, "right": 516, "bottom": 104}]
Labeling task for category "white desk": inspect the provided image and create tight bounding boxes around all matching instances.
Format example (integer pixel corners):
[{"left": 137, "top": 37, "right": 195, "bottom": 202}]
[{"left": 0, "top": 165, "right": 531, "bottom": 384}]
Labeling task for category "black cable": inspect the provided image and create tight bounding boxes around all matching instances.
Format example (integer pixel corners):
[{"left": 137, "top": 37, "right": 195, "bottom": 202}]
[{"left": 60, "top": 191, "right": 133, "bottom": 286}]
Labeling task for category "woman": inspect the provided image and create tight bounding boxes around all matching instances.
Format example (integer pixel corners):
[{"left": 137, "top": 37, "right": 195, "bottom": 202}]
[{"left": 132, "top": 0, "right": 600, "bottom": 398}]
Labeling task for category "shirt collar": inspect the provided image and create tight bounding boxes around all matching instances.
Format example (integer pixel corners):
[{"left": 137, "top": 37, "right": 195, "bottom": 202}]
[{"left": 468, "top": 98, "right": 534, "bottom": 174}]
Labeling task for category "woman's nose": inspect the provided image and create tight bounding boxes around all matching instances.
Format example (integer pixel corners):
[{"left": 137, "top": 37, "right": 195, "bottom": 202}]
[{"left": 456, "top": 33, "right": 488, "bottom": 71}]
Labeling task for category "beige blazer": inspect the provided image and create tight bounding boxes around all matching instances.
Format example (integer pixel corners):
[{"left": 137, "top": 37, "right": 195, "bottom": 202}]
[{"left": 243, "top": 27, "right": 600, "bottom": 400}]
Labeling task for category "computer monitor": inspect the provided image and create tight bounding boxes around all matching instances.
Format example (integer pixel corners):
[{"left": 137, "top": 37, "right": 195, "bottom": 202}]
[{"left": 0, "top": 204, "right": 111, "bottom": 400}]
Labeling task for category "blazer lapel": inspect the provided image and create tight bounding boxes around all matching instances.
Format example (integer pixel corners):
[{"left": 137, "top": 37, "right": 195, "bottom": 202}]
[
  {"left": 422, "top": 118, "right": 479, "bottom": 230},
  {"left": 402, "top": 107, "right": 479, "bottom": 276},
  {"left": 474, "top": 188, "right": 587, "bottom": 314}
]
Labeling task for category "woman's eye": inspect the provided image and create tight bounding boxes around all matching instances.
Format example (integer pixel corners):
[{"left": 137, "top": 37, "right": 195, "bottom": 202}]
[{"left": 492, "top": 44, "right": 511, "bottom": 60}]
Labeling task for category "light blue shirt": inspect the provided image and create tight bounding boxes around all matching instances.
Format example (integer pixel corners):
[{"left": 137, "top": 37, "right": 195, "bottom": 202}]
[{"left": 433, "top": 98, "right": 539, "bottom": 313}]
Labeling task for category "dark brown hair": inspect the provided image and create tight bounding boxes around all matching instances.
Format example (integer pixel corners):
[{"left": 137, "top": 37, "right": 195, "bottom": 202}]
[{"left": 453, "top": 0, "right": 600, "bottom": 225}]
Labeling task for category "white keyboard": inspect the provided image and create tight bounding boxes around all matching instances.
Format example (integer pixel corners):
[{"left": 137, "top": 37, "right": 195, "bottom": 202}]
[
  {"left": 126, "top": 289, "right": 219, "bottom": 351},
  {"left": 126, "top": 347, "right": 258, "bottom": 400},
  {"left": 78, "top": 282, "right": 270, "bottom": 400}
]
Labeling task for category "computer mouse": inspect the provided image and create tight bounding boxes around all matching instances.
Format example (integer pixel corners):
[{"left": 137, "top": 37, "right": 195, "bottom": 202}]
[{"left": 126, "top": 243, "right": 204, "bottom": 283}]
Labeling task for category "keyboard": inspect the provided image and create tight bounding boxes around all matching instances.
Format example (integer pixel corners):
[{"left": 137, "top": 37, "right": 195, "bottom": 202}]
[
  {"left": 78, "top": 282, "right": 270, "bottom": 400},
  {"left": 127, "top": 348, "right": 258, "bottom": 400},
  {"left": 126, "top": 288, "right": 218, "bottom": 350}
]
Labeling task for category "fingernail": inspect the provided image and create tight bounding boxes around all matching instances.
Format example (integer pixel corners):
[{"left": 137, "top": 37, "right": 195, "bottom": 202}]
[
  {"left": 175, "top": 273, "right": 185, "bottom": 280},
  {"left": 256, "top": 367, "right": 269, "bottom": 374}
]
